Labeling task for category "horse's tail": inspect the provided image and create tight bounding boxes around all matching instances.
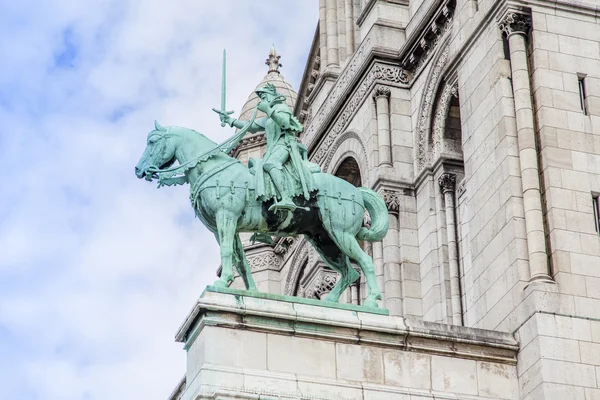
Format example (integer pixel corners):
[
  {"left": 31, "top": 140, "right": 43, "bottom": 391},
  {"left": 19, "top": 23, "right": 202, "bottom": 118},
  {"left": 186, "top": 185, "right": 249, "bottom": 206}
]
[{"left": 356, "top": 187, "right": 390, "bottom": 242}]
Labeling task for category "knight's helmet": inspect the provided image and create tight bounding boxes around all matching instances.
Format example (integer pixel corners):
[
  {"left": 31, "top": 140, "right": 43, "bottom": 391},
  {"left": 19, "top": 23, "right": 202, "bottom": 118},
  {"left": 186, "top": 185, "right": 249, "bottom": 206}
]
[
  {"left": 232, "top": 45, "right": 299, "bottom": 162},
  {"left": 255, "top": 83, "right": 283, "bottom": 101}
]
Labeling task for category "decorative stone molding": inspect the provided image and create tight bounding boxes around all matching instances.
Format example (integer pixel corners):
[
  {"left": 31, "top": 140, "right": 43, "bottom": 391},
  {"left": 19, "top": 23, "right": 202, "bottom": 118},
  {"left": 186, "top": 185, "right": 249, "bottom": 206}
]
[
  {"left": 303, "top": 0, "right": 455, "bottom": 167},
  {"left": 273, "top": 237, "right": 295, "bottom": 256},
  {"left": 378, "top": 189, "right": 402, "bottom": 214},
  {"left": 247, "top": 251, "right": 281, "bottom": 271},
  {"left": 295, "top": 40, "right": 324, "bottom": 123},
  {"left": 228, "top": 134, "right": 267, "bottom": 158},
  {"left": 322, "top": 130, "right": 369, "bottom": 177},
  {"left": 438, "top": 173, "right": 457, "bottom": 193},
  {"left": 304, "top": 269, "right": 339, "bottom": 299},
  {"left": 298, "top": 110, "right": 308, "bottom": 123},
  {"left": 284, "top": 239, "right": 320, "bottom": 295},
  {"left": 499, "top": 11, "right": 531, "bottom": 37},
  {"left": 415, "top": 42, "right": 451, "bottom": 172},
  {"left": 431, "top": 82, "right": 459, "bottom": 159},
  {"left": 373, "top": 85, "right": 391, "bottom": 99},
  {"left": 401, "top": 0, "right": 455, "bottom": 76},
  {"left": 310, "top": 63, "right": 408, "bottom": 164},
  {"left": 303, "top": 36, "right": 373, "bottom": 147}
]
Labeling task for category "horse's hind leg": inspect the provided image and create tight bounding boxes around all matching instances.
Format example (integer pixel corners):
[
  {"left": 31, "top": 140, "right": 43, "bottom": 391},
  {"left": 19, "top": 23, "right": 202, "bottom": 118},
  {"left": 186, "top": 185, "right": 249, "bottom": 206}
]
[
  {"left": 233, "top": 234, "right": 258, "bottom": 291},
  {"left": 305, "top": 235, "right": 359, "bottom": 303},
  {"left": 327, "top": 230, "right": 381, "bottom": 308}
]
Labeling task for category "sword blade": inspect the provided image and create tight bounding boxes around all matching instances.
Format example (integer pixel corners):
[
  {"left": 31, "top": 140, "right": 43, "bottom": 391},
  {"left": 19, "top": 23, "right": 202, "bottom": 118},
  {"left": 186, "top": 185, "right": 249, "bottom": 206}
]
[
  {"left": 221, "top": 49, "right": 226, "bottom": 120},
  {"left": 215, "top": 49, "right": 233, "bottom": 127}
]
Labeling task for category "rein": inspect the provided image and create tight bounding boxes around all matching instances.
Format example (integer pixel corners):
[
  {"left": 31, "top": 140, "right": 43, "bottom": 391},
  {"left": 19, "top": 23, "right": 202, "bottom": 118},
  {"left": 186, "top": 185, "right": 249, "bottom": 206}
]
[{"left": 147, "top": 107, "right": 259, "bottom": 187}]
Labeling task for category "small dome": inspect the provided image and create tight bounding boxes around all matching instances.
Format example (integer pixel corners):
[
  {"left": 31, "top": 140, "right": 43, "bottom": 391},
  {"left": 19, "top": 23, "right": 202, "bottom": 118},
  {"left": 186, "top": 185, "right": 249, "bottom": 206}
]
[{"left": 237, "top": 45, "right": 298, "bottom": 123}]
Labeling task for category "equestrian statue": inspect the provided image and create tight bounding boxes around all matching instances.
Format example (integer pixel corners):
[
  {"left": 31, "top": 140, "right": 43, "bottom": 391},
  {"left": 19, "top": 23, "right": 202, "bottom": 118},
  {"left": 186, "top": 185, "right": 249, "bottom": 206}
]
[{"left": 134, "top": 52, "right": 389, "bottom": 308}]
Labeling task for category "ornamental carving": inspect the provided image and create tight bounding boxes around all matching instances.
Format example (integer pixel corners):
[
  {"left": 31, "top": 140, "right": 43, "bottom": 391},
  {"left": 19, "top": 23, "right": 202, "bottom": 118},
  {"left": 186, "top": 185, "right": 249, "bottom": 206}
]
[
  {"left": 311, "top": 64, "right": 408, "bottom": 164},
  {"left": 274, "top": 237, "right": 295, "bottom": 256},
  {"left": 378, "top": 189, "right": 402, "bottom": 214},
  {"left": 228, "top": 134, "right": 267, "bottom": 157},
  {"left": 322, "top": 130, "right": 369, "bottom": 175},
  {"left": 373, "top": 85, "right": 391, "bottom": 99},
  {"left": 304, "top": 270, "right": 339, "bottom": 299},
  {"left": 438, "top": 173, "right": 456, "bottom": 193},
  {"left": 247, "top": 252, "right": 281, "bottom": 271},
  {"left": 415, "top": 43, "right": 450, "bottom": 172},
  {"left": 284, "top": 239, "right": 310, "bottom": 295},
  {"left": 303, "top": 36, "right": 374, "bottom": 147},
  {"left": 401, "top": 0, "right": 455, "bottom": 77},
  {"left": 499, "top": 11, "right": 531, "bottom": 37},
  {"left": 431, "top": 83, "right": 458, "bottom": 160}
]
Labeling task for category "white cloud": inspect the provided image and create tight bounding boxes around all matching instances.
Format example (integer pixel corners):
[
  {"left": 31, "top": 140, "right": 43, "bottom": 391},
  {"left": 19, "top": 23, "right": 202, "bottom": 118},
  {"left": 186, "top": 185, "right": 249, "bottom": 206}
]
[{"left": 0, "top": 1, "right": 318, "bottom": 398}]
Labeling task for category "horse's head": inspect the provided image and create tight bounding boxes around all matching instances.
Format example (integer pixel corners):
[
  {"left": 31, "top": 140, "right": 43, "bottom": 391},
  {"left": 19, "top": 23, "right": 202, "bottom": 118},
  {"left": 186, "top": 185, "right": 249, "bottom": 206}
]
[{"left": 135, "top": 121, "right": 177, "bottom": 180}]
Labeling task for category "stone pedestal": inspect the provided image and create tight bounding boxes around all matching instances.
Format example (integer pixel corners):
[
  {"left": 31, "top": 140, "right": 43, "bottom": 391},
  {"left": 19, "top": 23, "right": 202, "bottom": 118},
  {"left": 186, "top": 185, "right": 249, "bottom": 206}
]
[{"left": 170, "top": 287, "right": 519, "bottom": 400}]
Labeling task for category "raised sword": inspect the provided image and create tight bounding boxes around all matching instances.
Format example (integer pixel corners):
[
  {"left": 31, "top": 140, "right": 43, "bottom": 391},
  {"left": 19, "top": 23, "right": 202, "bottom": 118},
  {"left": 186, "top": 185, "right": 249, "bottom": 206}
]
[{"left": 212, "top": 49, "right": 234, "bottom": 127}]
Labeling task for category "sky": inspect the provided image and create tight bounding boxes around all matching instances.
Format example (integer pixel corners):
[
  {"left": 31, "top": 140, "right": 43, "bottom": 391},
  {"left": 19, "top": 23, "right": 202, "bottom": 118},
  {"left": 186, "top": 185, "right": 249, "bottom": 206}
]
[{"left": 0, "top": 1, "right": 318, "bottom": 398}]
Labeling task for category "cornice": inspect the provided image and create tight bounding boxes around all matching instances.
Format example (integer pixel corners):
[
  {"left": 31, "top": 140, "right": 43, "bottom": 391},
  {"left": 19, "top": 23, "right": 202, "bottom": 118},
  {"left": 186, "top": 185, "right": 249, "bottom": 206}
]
[
  {"left": 414, "top": 155, "right": 464, "bottom": 190},
  {"left": 399, "top": 0, "right": 456, "bottom": 74},
  {"left": 356, "top": 0, "right": 378, "bottom": 27},
  {"left": 294, "top": 24, "right": 322, "bottom": 119}
]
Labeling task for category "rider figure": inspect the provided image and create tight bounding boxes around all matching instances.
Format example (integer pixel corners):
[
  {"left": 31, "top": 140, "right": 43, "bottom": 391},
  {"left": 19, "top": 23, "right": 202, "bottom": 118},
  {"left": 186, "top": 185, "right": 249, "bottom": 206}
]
[{"left": 217, "top": 83, "right": 316, "bottom": 212}]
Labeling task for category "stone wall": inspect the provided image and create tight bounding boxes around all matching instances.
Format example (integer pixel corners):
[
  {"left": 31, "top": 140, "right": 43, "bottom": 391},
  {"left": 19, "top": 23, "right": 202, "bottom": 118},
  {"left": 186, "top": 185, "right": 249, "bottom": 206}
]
[{"left": 176, "top": 288, "right": 519, "bottom": 400}]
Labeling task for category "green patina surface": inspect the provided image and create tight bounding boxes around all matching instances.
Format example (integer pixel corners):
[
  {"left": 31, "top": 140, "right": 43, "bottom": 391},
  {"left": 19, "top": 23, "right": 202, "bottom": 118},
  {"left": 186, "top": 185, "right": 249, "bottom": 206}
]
[
  {"left": 135, "top": 50, "right": 391, "bottom": 309},
  {"left": 202, "top": 285, "right": 389, "bottom": 316}
]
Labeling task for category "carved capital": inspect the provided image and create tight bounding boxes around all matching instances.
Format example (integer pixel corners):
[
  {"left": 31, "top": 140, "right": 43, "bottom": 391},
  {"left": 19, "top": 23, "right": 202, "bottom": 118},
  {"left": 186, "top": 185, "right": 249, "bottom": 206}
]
[
  {"left": 438, "top": 173, "right": 457, "bottom": 193},
  {"left": 499, "top": 11, "right": 531, "bottom": 37},
  {"left": 379, "top": 189, "right": 402, "bottom": 214},
  {"left": 310, "top": 271, "right": 338, "bottom": 300},
  {"left": 373, "top": 85, "right": 391, "bottom": 100},
  {"left": 274, "top": 237, "right": 295, "bottom": 256}
]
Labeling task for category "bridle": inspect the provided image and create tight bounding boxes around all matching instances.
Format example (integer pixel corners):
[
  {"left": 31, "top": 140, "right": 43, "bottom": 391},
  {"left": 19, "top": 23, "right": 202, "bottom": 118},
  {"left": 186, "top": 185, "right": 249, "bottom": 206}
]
[{"left": 144, "top": 107, "right": 258, "bottom": 188}]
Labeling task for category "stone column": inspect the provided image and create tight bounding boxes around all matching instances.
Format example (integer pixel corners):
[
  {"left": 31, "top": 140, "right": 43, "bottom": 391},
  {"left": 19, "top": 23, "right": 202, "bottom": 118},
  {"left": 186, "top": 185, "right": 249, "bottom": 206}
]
[
  {"left": 319, "top": 0, "right": 328, "bottom": 73},
  {"left": 372, "top": 241, "right": 385, "bottom": 303},
  {"left": 380, "top": 190, "right": 402, "bottom": 316},
  {"left": 326, "top": 0, "right": 339, "bottom": 68},
  {"left": 337, "top": 0, "right": 347, "bottom": 63},
  {"left": 439, "top": 173, "right": 463, "bottom": 325},
  {"left": 434, "top": 184, "right": 450, "bottom": 323},
  {"left": 350, "top": 283, "right": 359, "bottom": 305},
  {"left": 374, "top": 86, "right": 393, "bottom": 167},
  {"left": 499, "top": 11, "right": 553, "bottom": 284},
  {"left": 344, "top": 0, "right": 355, "bottom": 57}
]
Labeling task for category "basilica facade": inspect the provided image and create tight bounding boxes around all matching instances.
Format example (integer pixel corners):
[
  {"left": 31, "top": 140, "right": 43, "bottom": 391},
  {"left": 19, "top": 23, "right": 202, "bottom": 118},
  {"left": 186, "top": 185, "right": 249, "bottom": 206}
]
[{"left": 171, "top": 0, "right": 600, "bottom": 399}]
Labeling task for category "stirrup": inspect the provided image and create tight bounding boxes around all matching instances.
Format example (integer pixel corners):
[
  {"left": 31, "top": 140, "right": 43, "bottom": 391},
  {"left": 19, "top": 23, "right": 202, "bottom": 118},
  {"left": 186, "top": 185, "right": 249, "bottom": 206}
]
[{"left": 268, "top": 199, "right": 298, "bottom": 213}]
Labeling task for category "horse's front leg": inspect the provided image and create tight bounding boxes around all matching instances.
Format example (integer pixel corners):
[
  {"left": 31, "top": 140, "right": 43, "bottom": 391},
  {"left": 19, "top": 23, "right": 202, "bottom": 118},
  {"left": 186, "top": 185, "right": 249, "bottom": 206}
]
[
  {"left": 234, "top": 235, "right": 258, "bottom": 291},
  {"left": 213, "top": 210, "right": 238, "bottom": 288}
]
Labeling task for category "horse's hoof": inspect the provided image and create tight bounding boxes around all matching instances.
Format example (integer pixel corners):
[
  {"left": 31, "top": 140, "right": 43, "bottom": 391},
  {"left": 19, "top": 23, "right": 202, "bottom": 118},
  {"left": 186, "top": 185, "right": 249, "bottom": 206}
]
[
  {"left": 363, "top": 298, "right": 379, "bottom": 308},
  {"left": 324, "top": 294, "right": 340, "bottom": 303},
  {"left": 213, "top": 279, "right": 229, "bottom": 288}
]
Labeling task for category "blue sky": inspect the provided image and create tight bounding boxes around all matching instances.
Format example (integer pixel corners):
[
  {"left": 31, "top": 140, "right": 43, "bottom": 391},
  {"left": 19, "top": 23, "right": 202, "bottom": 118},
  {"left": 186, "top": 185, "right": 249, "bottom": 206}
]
[{"left": 0, "top": 1, "right": 318, "bottom": 398}]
